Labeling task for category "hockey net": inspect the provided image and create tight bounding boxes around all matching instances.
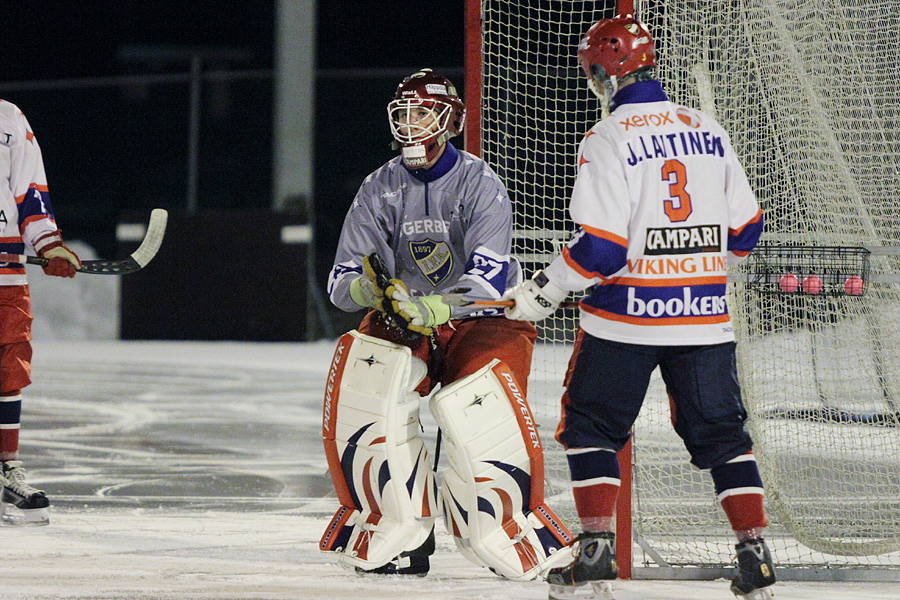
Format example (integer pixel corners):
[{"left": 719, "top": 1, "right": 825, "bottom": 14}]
[{"left": 470, "top": 0, "right": 900, "bottom": 579}]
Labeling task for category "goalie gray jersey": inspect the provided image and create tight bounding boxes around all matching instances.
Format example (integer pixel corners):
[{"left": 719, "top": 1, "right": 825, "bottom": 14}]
[{"left": 328, "top": 143, "right": 521, "bottom": 318}]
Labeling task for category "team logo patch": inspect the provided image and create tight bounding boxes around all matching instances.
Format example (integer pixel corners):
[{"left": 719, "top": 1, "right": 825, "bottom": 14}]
[
  {"left": 410, "top": 239, "right": 453, "bottom": 286},
  {"left": 645, "top": 224, "right": 721, "bottom": 255},
  {"left": 677, "top": 107, "right": 701, "bottom": 128}
]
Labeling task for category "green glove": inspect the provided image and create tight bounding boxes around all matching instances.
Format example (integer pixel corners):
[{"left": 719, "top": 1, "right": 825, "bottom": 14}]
[
  {"left": 386, "top": 287, "right": 452, "bottom": 336},
  {"left": 349, "top": 274, "right": 379, "bottom": 308}
]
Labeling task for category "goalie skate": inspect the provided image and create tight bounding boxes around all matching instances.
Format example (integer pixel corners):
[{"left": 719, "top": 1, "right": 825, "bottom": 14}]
[{"left": 0, "top": 461, "right": 50, "bottom": 526}]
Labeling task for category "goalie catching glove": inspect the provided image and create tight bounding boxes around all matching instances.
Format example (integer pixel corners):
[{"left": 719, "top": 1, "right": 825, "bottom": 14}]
[
  {"left": 349, "top": 275, "right": 380, "bottom": 310},
  {"left": 504, "top": 271, "right": 567, "bottom": 322},
  {"left": 349, "top": 253, "right": 451, "bottom": 336}
]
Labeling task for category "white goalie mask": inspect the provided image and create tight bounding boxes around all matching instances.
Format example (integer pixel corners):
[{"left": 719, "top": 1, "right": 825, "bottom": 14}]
[{"left": 387, "top": 69, "right": 466, "bottom": 168}]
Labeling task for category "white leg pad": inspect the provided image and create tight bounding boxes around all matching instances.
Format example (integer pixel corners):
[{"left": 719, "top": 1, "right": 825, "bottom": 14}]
[
  {"left": 431, "top": 359, "right": 574, "bottom": 580},
  {"left": 320, "top": 331, "right": 438, "bottom": 571}
]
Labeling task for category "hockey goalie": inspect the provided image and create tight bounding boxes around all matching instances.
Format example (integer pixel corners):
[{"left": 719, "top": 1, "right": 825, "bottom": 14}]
[{"left": 319, "top": 68, "right": 572, "bottom": 580}]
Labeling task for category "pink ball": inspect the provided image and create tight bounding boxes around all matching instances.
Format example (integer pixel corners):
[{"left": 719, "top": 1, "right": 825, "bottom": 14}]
[
  {"left": 778, "top": 273, "right": 799, "bottom": 293},
  {"left": 844, "top": 275, "right": 864, "bottom": 296},
  {"left": 802, "top": 275, "right": 823, "bottom": 294}
]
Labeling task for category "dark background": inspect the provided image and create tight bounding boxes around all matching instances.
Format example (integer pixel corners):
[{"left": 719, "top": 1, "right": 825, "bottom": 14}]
[{"left": 0, "top": 1, "right": 466, "bottom": 338}]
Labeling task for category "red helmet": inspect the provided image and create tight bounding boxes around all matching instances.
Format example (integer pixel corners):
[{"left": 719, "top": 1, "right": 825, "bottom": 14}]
[
  {"left": 388, "top": 69, "right": 466, "bottom": 168},
  {"left": 577, "top": 14, "right": 656, "bottom": 98}
]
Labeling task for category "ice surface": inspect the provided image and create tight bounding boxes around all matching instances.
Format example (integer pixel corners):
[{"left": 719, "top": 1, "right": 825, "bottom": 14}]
[{"left": 0, "top": 340, "right": 891, "bottom": 599}]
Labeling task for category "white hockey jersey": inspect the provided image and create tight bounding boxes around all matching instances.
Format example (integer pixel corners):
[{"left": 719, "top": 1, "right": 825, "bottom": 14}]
[
  {"left": 0, "top": 100, "right": 65, "bottom": 286},
  {"left": 544, "top": 81, "right": 763, "bottom": 345}
]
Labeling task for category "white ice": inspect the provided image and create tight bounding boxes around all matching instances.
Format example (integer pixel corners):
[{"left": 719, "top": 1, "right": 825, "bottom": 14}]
[{"left": 0, "top": 340, "right": 892, "bottom": 600}]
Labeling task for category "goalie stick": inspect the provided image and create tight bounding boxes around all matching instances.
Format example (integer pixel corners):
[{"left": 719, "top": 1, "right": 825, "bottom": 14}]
[
  {"left": 0, "top": 209, "right": 168, "bottom": 275},
  {"left": 366, "top": 255, "right": 581, "bottom": 312}
]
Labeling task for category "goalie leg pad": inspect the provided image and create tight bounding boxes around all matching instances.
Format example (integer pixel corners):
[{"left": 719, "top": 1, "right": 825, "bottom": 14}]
[
  {"left": 431, "top": 359, "right": 573, "bottom": 580},
  {"left": 320, "top": 331, "right": 438, "bottom": 571}
]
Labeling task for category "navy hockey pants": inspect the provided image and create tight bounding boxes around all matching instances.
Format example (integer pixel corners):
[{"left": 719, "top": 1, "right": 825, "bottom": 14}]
[{"left": 556, "top": 330, "right": 753, "bottom": 470}]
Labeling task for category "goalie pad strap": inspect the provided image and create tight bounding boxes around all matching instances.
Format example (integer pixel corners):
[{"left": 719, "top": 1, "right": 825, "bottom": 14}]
[
  {"left": 320, "top": 505, "right": 355, "bottom": 552},
  {"left": 431, "top": 359, "right": 573, "bottom": 580},
  {"left": 320, "top": 331, "right": 436, "bottom": 568}
]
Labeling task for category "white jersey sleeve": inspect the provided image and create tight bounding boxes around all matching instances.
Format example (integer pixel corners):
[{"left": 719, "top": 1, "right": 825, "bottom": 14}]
[{"left": 723, "top": 138, "right": 763, "bottom": 267}]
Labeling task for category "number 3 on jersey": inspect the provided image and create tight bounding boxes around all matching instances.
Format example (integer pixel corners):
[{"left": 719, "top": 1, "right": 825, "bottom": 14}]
[{"left": 661, "top": 159, "right": 692, "bottom": 222}]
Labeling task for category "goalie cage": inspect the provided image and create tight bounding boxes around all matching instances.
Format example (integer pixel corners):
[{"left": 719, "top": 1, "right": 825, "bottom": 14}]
[{"left": 466, "top": 0, "right": 900, "bottom": 582}]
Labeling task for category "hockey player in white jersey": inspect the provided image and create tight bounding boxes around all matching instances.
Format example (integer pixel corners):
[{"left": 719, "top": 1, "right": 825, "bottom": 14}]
[
  {"left": 0, "top": 100, "right": 82, "bottom": 526},
  {"left": 503, "top": 16, "right": 775, "bottom": 600},
  {"left": 320, "top": 70, "right": 572, "bottom": 580}
]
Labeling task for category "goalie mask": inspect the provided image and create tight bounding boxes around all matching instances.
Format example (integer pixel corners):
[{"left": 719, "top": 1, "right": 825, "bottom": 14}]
[
  {"left": 388, "top": 69, "right": 466, "bottom": 168},
  {"left": 577, "top": 14, "right": 657, "bottom": 105}
]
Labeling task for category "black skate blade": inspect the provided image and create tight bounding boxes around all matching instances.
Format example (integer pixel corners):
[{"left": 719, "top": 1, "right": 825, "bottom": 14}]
[{"left": 0, "top": 504, "right": 50, "bottom": 526}]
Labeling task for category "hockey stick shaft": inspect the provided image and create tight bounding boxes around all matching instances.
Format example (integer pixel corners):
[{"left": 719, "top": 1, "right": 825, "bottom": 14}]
[
  {"left": 0, "top": 208, "right": 168, "bottom": 275},
  {"left": 463, "top": 299, "right": 581, "bottom": 309}
]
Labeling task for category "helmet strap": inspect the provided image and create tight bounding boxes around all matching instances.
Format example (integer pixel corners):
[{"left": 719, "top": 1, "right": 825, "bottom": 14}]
[
  {"left": 604, "top": 75, "right": 619, "bottom": 99},
  {"left": 587, "top": 74, "right": 617, "bottom": 119},
  {"left": 436, "top": 129, "right": 454, "bottom": 146}
]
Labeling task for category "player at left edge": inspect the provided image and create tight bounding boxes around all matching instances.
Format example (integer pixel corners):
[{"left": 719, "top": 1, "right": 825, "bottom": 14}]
[{"left": 0, "top": 99, "right": 82, "bottom": 526}]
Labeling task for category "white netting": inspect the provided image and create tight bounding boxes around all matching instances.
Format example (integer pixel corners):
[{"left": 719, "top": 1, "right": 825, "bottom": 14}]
[
  {"left": 480, "top": 0, "right": 616, "bottom": 557},
  {"left": 479, "top": 0, "right": 900, "bottom": 576}
]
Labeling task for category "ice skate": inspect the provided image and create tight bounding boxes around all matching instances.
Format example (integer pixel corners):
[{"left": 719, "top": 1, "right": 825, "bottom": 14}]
[
  {"left": 731, "top": 538, "right": 776, "bottom": 600},
  {"left": 547, "top": 532, "right": 617, "bottom": 600},
  {"left": 355, "top": 528, "right": 434, "bottom": 576},
  {"left": 0, "top": 461, "right": 50, "bottom": 526}
]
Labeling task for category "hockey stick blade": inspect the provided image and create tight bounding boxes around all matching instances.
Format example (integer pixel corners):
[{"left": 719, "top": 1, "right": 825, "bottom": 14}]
[{"left": 0, "top": 208, "right": 168, "bottom": 275}]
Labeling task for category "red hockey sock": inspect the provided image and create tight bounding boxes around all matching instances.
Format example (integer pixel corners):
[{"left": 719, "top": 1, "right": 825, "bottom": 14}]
[
  {"left": 711, "top": 453, "right": 768, "bottom": 532},
  {"left": 567, "top": 447, "right": 620, "bottom": 530}
]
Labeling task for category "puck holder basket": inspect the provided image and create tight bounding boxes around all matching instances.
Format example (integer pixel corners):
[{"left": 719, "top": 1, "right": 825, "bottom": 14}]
[{"left": 744, "top": 243, "right": 870, "bottom": 296}]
